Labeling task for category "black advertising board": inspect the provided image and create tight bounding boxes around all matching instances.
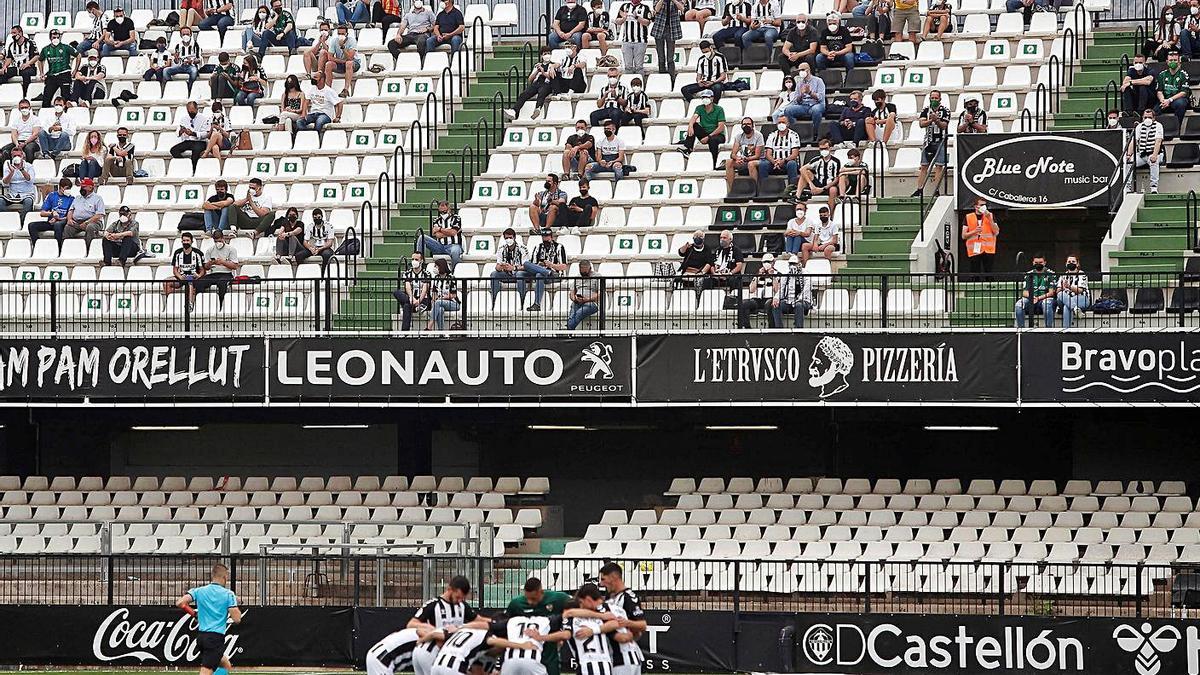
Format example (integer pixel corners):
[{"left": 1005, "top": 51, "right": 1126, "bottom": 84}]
[
  {"left": 956, "top": 131, "right": 1123, "bottom": 209},
  {"left": 0, "top": 338, "right": 264, "bottom": 401},
  {"left": 635, "top": 332, "right": 1017, "bottom": 403},
  {"left": 268, "top": 336, "right": 633, "bottom": 400},
  {"left": 1021, "top": 331, "right": 1200, "bottom": 402},
  {"left": 792, "top": 613, "right": 1200, "bottom": 675}
]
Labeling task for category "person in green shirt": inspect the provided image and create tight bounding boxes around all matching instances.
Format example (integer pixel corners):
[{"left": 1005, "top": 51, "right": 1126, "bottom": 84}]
[
  {"left": 675, "top": 89, "right": 726, "bottom": 165},
  {"left": 258, "top": 0, "right": 298, "bottom": 59},
  {"left": 1155, "top": 50, "right": 1191, "bottom": 122},
  {"left": 39, "top": 29, "right": 77, "bottom": 107},
  {"left": 209, "top": 52, "right": 242, "bottom": 100},
  {"left": 1014, "top": 253, "right": 1057, "bottom": 328},
  {"left": 507, "top": 578, "right": 572, "bottom": 675}
]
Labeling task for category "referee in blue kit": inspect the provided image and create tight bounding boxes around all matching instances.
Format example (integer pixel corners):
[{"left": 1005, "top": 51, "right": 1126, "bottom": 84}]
[{"left": 177, "top": 563, "right": 243, "bottom": 675}]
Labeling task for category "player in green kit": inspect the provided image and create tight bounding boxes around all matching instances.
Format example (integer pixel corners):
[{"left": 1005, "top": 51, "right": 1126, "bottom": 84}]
[{"left": 507, "top": 578, "right": 572, "bottom": 675}]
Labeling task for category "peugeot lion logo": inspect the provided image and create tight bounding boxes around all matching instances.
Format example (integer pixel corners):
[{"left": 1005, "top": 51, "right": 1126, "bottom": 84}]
[
  {"left": 581, "top": 341, "right": 615, "bottom": 380},
  {"left": 1114, "top": 623, "right": 1181, "bottom": 675},
  {"left": 808, "top": 336, "right": 853, "bottom": 398},
  {"left": 802, "top": 624, "right": 835, "bottom": 665}
]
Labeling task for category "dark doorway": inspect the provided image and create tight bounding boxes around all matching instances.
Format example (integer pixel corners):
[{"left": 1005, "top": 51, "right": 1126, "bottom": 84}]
[{"left": 959, "top": 207, "right": 1110, "bottom": 273}]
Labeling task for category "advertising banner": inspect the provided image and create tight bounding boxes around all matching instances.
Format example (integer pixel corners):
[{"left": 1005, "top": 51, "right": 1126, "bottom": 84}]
[
  {"left": 956, "top": 131, "right": 1123, "bottom": 209},
  {"left": 1022, "top": 331, "right": 1200, "bottom": 402},
  {"left": 635, "top": 332, "right": 1017, "bottom": 403},
  {"left": 791, "top": 614, "right": 1200, "bottom": 675},
  {"left": 0, "top": 338, "right": 264, "bottom": 401},
  {"left": 269, "top": 337, "right": 633, "bottom": 400}
]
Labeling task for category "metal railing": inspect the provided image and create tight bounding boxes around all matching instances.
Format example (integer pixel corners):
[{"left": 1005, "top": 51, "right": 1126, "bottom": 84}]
[{"left": 0, "top": 554, "right": 1193, "bottom": 618}]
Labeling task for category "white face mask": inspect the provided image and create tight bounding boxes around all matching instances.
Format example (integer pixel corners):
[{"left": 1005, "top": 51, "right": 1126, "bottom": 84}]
[
  {"left": 182, "top": 35, "right": 192, "bottom": 42},
  {"left": 50, "top": 38, "right": 60, "bottom": 45},
  {"left": 819, "top": 149, "right": 830, "bottom": 158},
  {"left": 777, "top": 122, "right": 788, "bottom": 131},
  {"left": 411, "top": 259, "right": 422, "bottom": 268},
  {"left": 978, "top": 205, "right": 988, "bottom": 214},
  {"left": 1192, "top": 6, "right": 1198, "bottom": 14},
  {"left": 542, "top": 54, "right": 551, "bottom": 62},
  {"left": 54, "top": 105, "right": 64, "bottom": 115},
  {"left": 215, "top": 240, "right": 226, "bottom": 249},
  {"left": 798, "top": 71, "right": 809, "bottom": 79},
  {"left": 1108, "top": 117, "right": 1119, "bottom": 127},
  {"left": 259, "top": 11, "right": 268, "bottom": 18},
  {"left": 119, "top": 215, "right": 129, "bottom": 223},
  {"left": 88, "top": 59, "right": 98, "bottom": 67},
  {"left": 828, "top": 20, "right": 838, "bottom": 27},
  {"left": 796, "top": 21, "right": 806, "bottom": 28},
  {"left": 762, "top": 262, "right": 773, "bottom": 270},
  {"left": 607, "top": 76, "right": 618, "bottom": 86},
  {"left": 19, "top": 108, "right": 29, "bottom": 117},
  {"left": 320, "top": 29, "right": 329, "bottom": 37},
  {"left": 1133, "top": 62, "right": 1144, "bottom": 71},
  {"left": 1144, "top": 116, "right": 1155, "bottom": 124},
  {"left": 504, "top": 237, "right": 515, "bottom": 246}
]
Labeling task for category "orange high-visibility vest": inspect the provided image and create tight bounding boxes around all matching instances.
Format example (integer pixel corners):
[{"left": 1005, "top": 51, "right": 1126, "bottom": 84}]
[{"left": 964, "top": 212, "right": 998, "bottom": 257}]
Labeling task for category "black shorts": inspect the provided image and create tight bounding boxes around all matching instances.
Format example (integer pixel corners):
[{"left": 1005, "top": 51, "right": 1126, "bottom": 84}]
[{"left": 199, "top": 631, "right": 225, "bottom": 669}]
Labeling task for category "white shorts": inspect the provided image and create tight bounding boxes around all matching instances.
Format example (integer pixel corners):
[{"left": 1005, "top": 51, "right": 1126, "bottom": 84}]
[
  {"left": 614, "top": 665, "right": 642, "bottom": 675},
  {"left": 367, "top": 653, "right": 393, "bottom": 675},
  {"left": 413, "top": 646, "right": 440, "bottom": 675},
  {"left": 501, "top": 660, "right": 548, "bottom": 675}
]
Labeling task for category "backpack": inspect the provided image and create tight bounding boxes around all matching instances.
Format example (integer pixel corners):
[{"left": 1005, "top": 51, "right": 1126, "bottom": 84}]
[
  {"left": 933, "top": 239, "right": 953, "bottom": 280},
  {"left": 1091, "top": 296, "right": 1127, "bottom": 314}
]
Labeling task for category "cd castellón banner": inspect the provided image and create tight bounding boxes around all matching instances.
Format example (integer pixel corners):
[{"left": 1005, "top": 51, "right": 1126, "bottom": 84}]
[{"left": 956, "top": 132, "right": 1123, "bottom": 209}]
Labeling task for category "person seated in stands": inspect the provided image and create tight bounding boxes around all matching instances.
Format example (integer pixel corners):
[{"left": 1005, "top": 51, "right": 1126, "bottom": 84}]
[
  {"left": 1056, "top": 254, "right": 1089, "bottom": 329},
  {"left": 198, "top": 228, "right": 242, "bottom": 297},
  {"left": 1, "top": 152, "right": 36, "bottom": 216},
  {"left": 555, "top": 41, "right": 588, "bottom": 94},
  {"left": 829, "top": 89, "right": 870, "bottom": 146},
  {"left": 1121, "top": 54, "right": 1157, "bottom": 115},
  {"left": 395, "top": 250, "right": 432, "bottom": 331},
  {"left": 202, "top": 100, "right": 233, "bottom": 158},
  {"left": 867, "top": 89, "right": 897, "bottom": 144},
  {"left": 168, "top": 26, "right": 201, "bottom": 86},
  {"left": 504, "top": 47, "right": 558, "bottom": 121},
  {"left": 583, "top": 0, "right": 612, "bottom": 55},
  {"left": 257, "top": 0, "right": 298, "bottom": 59},
  {"left": 549, "top": 0, "right": 589, "bottom": 48},
  {"left": 816, "top": 12, "right": 854, "bottom": 72},
  {"left": 530, "top": 173, "right": 568, "bottom": 232},
  {"left": 589, "top": 66, "right": 629, "bottom": 127},
  {"left": 272, "top": 207, "right": 306, "bottom": 262},
  {"left": 677, "top": 230, "right": 716, "bottom": 281},
  {"left": 800, "top": 205, "right": 838, "bottom": 265},
  {"left": 1144, "top": 9, "right": 1181, "bottom": 60},
  {"left": 325, "top": 23, "right": 361, "bottom": 98},
  {"left": 242, "top": 5, "right": 273, "bottom": 52},
  {"left": 27, "top": 178, "right": 73, "bottom": 245},
  {"left": 778, "top": 16, "right": 817, "bottom": 74},
  {"left": 562, "top": 120, "right": 595, "bottom": 180},
  {"left": 2, "top": 100, "right": 40, "bottom": 164},
  {"left": 563, "top": 179, "right": 599, "bottom": 229},
  {"left": 0, "top": 26, "right": 39, "bottom": 96},
  {"left": 1014, "top": 253, "right": 1057, "bottom": 328},
  {"left": 203, "top": 179, "right": 235, "bottom": 233},
  {"left": 209, "top": 52, "right": 240, "bottom": 99},
  {"left": 771, "top": 254, "right": 815, "bottom": 328},
  {"left": 490, "top": 227, "right": 529, "bottom": 300},
  {"left": 864, "top": 0, "right": 894, "bottom": 40},
  {"left": 737, "top": 252, "right": 780, "bottom": 328},
  {"left": 78, "top": 130, "right": 106, "bottom": 182},
  {"left": 711, "top": 0, "right": 752, "bottom": 47},
  {"left": 1180, "top": 0, "right": 1200, "bottom": 57},
  {"left": 585, "top": 121, "right": 627, "bottom": 182},
  {"left": 957, "top": 95, "right": 989, "bottom": 134},
  {"left": 725, "top": 117, "right": 764, "bottom": 192},
  {"left": 388, "top": 0, "right": 435, "bottom": 58},
  {"left": 427, "top": 258, "right": 459, "bottom": 330},
  {"left": 674, "top": 89, "right": 726, "bottom": 165},
  {"left": 1125, "top": 107, "right": 1165, "bottom": 194},
  {"left": 65, "top": 178, "right": 105, "bottom": 247},
  {"left": 566, "top": 259, "right": 600, "bottom": 330},
  {"left": 373, "top": 0, "right": 404, "bottom": 33},
  {"left": 338, "top": 0, "right": 372, "bottom": 25},
  {"left": 171, "top": 99, "right": 211, "bottom": 170},
  {"left": 741, "top": 0, "right": 781, "bottom": 51},
  {"left": 235, "top": 54, "right": 266, "bottom": 107},
  {"left": 102, "top": 205, "right": 146, "bottom": 266},
  {"left": 231, "top": 177, "right": 277, "bottom": 234},
  {"left": 294, "top": 208, "right": 335, "bottom": 269},
  {"left": 1005, "top": 0, "right": 1049, "bottom": 21},
  {"left": 837, "top": 147, "right": 870, "bottom": 200},
  {"left": 524, "top": 228, "right": 569, "bottom": 312},
  {"left": 780, "top": 64, "right": 825, "bottom": 140},
  {"left": 761, "top": 115, "right": 801, "bottom": 194},
  {"left": 69, "top": 50, "right": 106, "bottom": 107},
  {"left": 922, "top": 0, "right": 951, "bottom": 39},
  {"left": 417, "top": 199, "right": 464, "bottom": 269},
  {"left": 623, "top": 77, "right": 651, "bottom": 127},
  {"left": 429, "top": 0, "right": 466, "bottom": 54},
  {"left": 1106, "top": 108, "right": 1122, "bottom": 129},
  {"left": 708, "top": 229, "right": 745, "bottom": 289},
  {"left": 104, "top": 127, "right": 138, "bottom": 186},
  {"left": 1155, "top": 50, "right": 1190, "bottom": 123},
  {"left": 798, "top": 139, "right": 841, "bottom": 213},
  {"left": 37, "top": 96, "right": 75, "bottom": 160},
  {"left": 199, "top": 0, "right": 237, "bottom": 36},
  {"left": 684, "top": 0, "right": 717, "bottom": 25},
  {"left": 164, "top": 231, "right": 206, "bottom": 308},
  {"left": 783, "top": 201, "right": 814, "bottom": 254},
  {"left": 101, "top": 7, "right": 139, "bottom": 56},
  {"left": 303, "top": 20, "right": 335, "bottom": 75},
  {"left": 681, "top": 39, "right": 727, "bottom": 103},
  {"left": 297, "top": 71, "right": 343, "bottom": 132}
]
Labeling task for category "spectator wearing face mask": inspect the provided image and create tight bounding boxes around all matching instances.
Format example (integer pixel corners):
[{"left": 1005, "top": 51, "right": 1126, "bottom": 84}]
[
  {"left": 868, "top": 89, "right": 897, "bottom": 144},
  {"left": 780, "top": 65, "right": 825, "bottom": 139},
  {"left": 1057, "top": 255, "right": 1090, "bottom": 329},
  {"left": 550, "top": 0, "right": 589, "bottom": 49},
  {"left": 324, "top": 23, "right": 360, "bottom": 98},
  {"left": 864, "top": 0, "right": 893, "bottom": 40},
  {"left": 530, "top": 173, "right": 568, "bottom": 231},
  {"left": 921, "top": 0, "right": 951, "bottom": 39},
  {"left": 40, "top": 30, "right": 77, "bottom": 108},
  {"left": 566, "top": 259, "right": 600, "bottom": 330},
  {"left": 304, "top": 20, "right": 335, "bottom": 74},
  {"left": 838, "top": 147, "right": 870, "bottom": 200},
  {"left": 243, "top": 5, "right": 272, "bottom": 52},
  {"left": 771, "top": 76, "right": 798, "bottom": 119},
  {"left": 589, "top": 66, "right": 628, "bottom": 127},
  {"left": 164, "top": 231, "right": 206, "bottom": 308},
  {"left": 1, "top": 151, "right": 36, "bottom": 217},
  {"left": 102, "top": 205, "right": 146, "bottom": 266},
  {"left": 0, "top": 26, "right": 40, "bottom": 96},
  {"left": 417, "top": 200, "right": 464, "bottom": 269},
  {"left": 798, "top": 139, "right": 841, "bottom": 212},
  {"left": 1013, "top": 254, "right": 1056, "bottom": 328},
  {"left": 1125, "top": 107, "right": 1165, "bottom": 194},
  {"left": 585, "top": 121, "right": 626, "bottom": 182},
  {"left": 65, "top": 178, "right": 106, "bottom": 247},
  {"left": 912, "top": 90, "right": 950, "bottom": 198},
  {"left": 235, "top": 54, "right": 266, "bottom": 107},
  {"left": 37, "top": 96, "right": 74, "bottom": 160},
  {"left": 524, "top": 228, "right": 569, "bottom": 312},
  {"left": 742, "top": 0, "right": 781, "bottom": 51},
  {"left": 726, "top": 117, "right": 764, "bottom": 192},
  {"left": 168, "top": 27, "right": 201, "bottom": 85},
  {"left": 1156, "top": 51, "right": 1190, "bottom": 123},
  {"left": 70, "top": 51, "right": 106, "bottom": 107},
  {"left": 678, "top": 230, "right": 716, "bottom": 278},
  {"left": 491, "top": 227, "right": 530, "bottom": 300},
  {"left": 682, "top": 40, "right": 728, "bottom": 103},
  {"left": 771, "top": 254, "right": 815, "bottom": 328},
  {"left": 623, "top": 77, "right": 651, "bottom": 127},
  {"left": 198, "top": 228, "right": 242, "bottom": 298},
  {"left": 957, "top": 96, "right": 988, "bottom": 134},
  {"left": 172, "top": 100, "right": 211, "bottom": 170},
  {"left": 203, "top": 180, "right": 235, "bottom": 233},
  {"left": 829, "top": 90, "right": 870, "bottom": 146},
  {"left": 675, "top": 90, "right": 726, "bottom": 164},
  {"left": 779, "top": 17, "right": 817, "bottom": 73},
  {"left": 272, "top": 207, "right": 306, "bottom": 262},
  {"left": 737, "top": 252, "right": 779, "bottom": 328},
  {"left": 259, "top": 0, "right": 298, "bottom": 59},
  {"left": 1181, "top": 0, "right": 1200, "bottom": 57},
  {"left": 103, "top": 126, "right": 136, "bottom": 184},
  {"left": 1105, "top": 108, "right": 1124, "bottom": 130},
  {"left": 2, "top": 99, "right": 40, "bottom": 163},
  {"left": 504, "top": 47, "right": 558, "bottom": 121},
  {"left": 338, "top": 0, "right": 372, "bottom": 25},
  {"left": 395, "top": 251, "right": 432, "bottom": 331},
  {"left": 712, "top": 0, "right": 752, "bottom": 47},
  {"left": 562, "top": 120, "right": 595, "bottom": 179},
  {"left": 202, "top": 101, "right": 234, "bottom": 159},
  {"left": 554, "top": 41, "right": 587, "bottom": 95},
  {"left": 563, "top": 179, "right": 599, "bottom": 229},
  {"left": 783, "top": 202, "right": 815, "bottom": 254},
  {"left": 800, "top": 206, "right": 838, "bottom": 265},
  {"left": 144, "top": 37, "right": 172, "bottom": 83},
  {"left": 817, "top": 13, "right": 854, "bottom": 72},
  {"left": 101, "top": 7, "right": 139, "bottom": 56},
  {"left": 427, "top": 258, "right": 459, "bottom": 330},
  {"left": 1120, "top": 55, "right": 1156, "bottom": 115},
  {"left": 209, "top": 53, "right": 239, "bottom": 102},
  {"left": 615, "top": 0, "right": 653, "bottom": 76},
  {"left": 231, "top": 178, "right": 277, "bottom": 234},
  {"left": 388, "top": 0, "right": 435, "bottom": 59},
  {"left": 78, "top": 130, "right": 107, "bottom": 182},
  {"left": 429, "top": 0, "right": 465, "bottom": 55},
  {"left": 27, "top": 178, "right": 73, "bottom": 244},
  {"left": 200, "top": 0, "right": 237, "bottom": 36},
  {"left": 583, "top": 0, "right": 612, "bottom": 55},
  {"left": 961, "top": 197, "right": 998, "bottom": 279},
  {"left": 294, "top": 208, "right": 335, "bottom": 268}
]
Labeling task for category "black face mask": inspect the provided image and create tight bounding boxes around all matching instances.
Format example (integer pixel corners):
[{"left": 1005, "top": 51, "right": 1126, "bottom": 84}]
[
  {"left": 605, "top": 130, "right": 614, "bottom": 137},
  {"left": 580, "top": 189, "right": 589, "bottom": 195},
  {"left": 1066, "top": 263, "right": 1077, "bottom": 271},
  {"left": 742, "top": 125, "right": 753, "bottom": 133},
  {"left": 288, "top": 214, "right": 298, "bottom": 221},
  {"left": 819, "top": 216, "right": 829, "bottom": 223},
  {"left": 183, "top": 241, "right": 192, "bottom": 249},
  {"left": 543, "top": 181, "right": 553, "bottom": 190},
  {"left": 118, "top": 135, "right": 128, "bottom": 142},
  {"left": 1033, "top": 263, "right": 1045, "bottom": 271},
  {"left": 314, "top": 217, "right": 324, "bottom": 225}
]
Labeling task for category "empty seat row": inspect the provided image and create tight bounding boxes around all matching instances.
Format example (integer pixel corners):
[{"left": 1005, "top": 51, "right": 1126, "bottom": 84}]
[
  {"left": 664, "top": 477, "right": 1185, "bottom": 496},
  {"left": 0, "top": 475, "right": 549, "bottom": 494}
]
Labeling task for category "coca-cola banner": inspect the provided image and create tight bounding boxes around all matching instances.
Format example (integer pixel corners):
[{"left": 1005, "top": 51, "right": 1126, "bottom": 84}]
[{"left": 0, "top": 606, "right": 351, "bottom": 666}]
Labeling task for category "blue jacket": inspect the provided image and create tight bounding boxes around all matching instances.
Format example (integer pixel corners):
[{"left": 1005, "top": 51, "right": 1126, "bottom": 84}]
[{"left": 41, "top": 191, "right": 73, "bottom": 220}]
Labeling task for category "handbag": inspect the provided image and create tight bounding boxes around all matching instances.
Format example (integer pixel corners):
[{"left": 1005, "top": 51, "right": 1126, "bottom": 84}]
[
  {"left": 178, "top": 212, "right": 206, "bottom": 231},
  {"left": 61, "top": 163, "right": 79, "bottom": 178},
  {"left": 234, "top": 130, "right": 252, "bottom": 151},
  {"left": 335, "top": 237, "right": 361, "bottom": 256}
]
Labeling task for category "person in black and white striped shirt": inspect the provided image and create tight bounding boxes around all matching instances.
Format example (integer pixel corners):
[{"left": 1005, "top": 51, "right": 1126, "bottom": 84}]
[
  {"left": 554, "top": 40, "right": 588, "bottom": 94},
  {"left": 0, "top": 26, "right": 38, "bottom": 94},
  {"left": 761, "top": 116, "right": 802, "bottom": 191},
  {"left": 408, "top": 576, "right": 478, "bottom": 675},
  {"left": 77, "top": 1, "right": 107, "bottom": 57},
  {"left": 499, "top": 614, "right": 571, "bottom": 675},
  {"left": 623, "top": 77, "right": 651, "bottom": 127},
  {"left": 589, "top": 67, "right": 629, "bottom": 127},
  {"left": 615, "top": 0, "right": 653, "bottom": 75},
  {"left": 199, "top": 0, "right": 236, "bottom": 36},
  {"left": 799, "top": 139, "right": 842, "bottom": 213},
  {"left": 166, "top": 26, "right": 202, "bottom": 85},
  {"left": 428, "top": 615, "right": 537, "bottom": 675},
  {"left": 565, "top": 585, "right": 622, "bottom": 675},
  {"left": 712, "top": 0, "right": 752, "bottom": 46},
  {"left": 741, "top": 0, "right": 781, "bottom": 50},
  {"left": 1125, "top": 107, "right": 1164, "bottom": 194},
  {"left": 681, "top": 39, "right": 727, "bottom": 103},
  {"left": 599, "top": 564, "right": 647, "bottom": 675}
]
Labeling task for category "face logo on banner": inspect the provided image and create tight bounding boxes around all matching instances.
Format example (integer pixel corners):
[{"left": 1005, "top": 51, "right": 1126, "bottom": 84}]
[
  {"left": 803, "top": 624, "right": 836, "bottom": 665},
  {"left": 808, "top": 337, "right": 854, "bottom": 399},
  {"left": 1113, "top": 623, "right": 1181, "bottom": 675},
  {"left": 581, "top": 341, "right": 615, "bottom": 380}
]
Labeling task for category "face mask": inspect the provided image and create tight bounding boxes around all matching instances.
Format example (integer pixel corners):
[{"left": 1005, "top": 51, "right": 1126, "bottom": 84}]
[
  {"left": 1192, "top": 6, "right": 1198, "bottom": 13},
  {"left": 544, "top": 181, "right": 553, "bottom": 189},
  {"left": 966, "top": 104, "right": 978, "bottom": 112},
  {"left": 819, "top": 149, "right": 830, "bottom": 158},
  {"left": 567, "top": 1, "right": 577, "bottom": 6},
  {"left": 411, "top": 259, "right": 422, "bottom": 268},
  {"left": 182, "top": 35, "right": 192, "bottom": 43},
  {"left": 542, "top": 54, "right": 551, "bottom": 63},
  {"left": 819, "top": 215, "right": 829, "bottom": 223},
  {"left": 1170, "top": 60, "right": 1181, "bottom": 69},
  {"left": 1033, "top": 263, "right": 1045, "bottom": 271},
  {"left": 10, "top": 157, "right": 21, "bottom": 166},
  {"left": 54, "top": 105, "right": 64, "bottom": 115},
  {"left": 320, "top": 29, "right": 329, "bottom": 37},
  {"left": 157, "top": 44, "right": 167, "bottom": 51},
  {"left": 50, "top": 38, "right": 60, "bottom": 46},
  {"left": 978, "top": 205, "right": 988, "bottom": 214},
  {"left": 720, "top": 239, "right": 731, "bottom": 248},
  {"left": 19, "top": 108, "right": 29, "bottom": 117},
  {"left": 215, "top": 240, "right": 226, "bottom": 249},
  {"left": 1134, "top": 62, "right": 1144, "bottom": 71},
  {"left": 693, "top": 237, "right": 704, "bottom": 247},
  {"left": 784, "top": 80, "right": 794, "bottom": 89},
  {"left": 314, "top": 217, "right": 324, "bottom": 224},
  {"left": 88, "top": 59, "right": 98, "bottom": 67},
  {"left": 504, "top": 237, "right": 515, "bottom": 246},
  {"left": 288, "top": 214, "right": 297, "bottom": 221},
  {"left": 576, "top": 127, "right": 587, "bottom": 134},
  {"left": 798, "top": 71, "right": 809, "bottom": 79},
  {"left": 1108, "top": 117, "right": 1119, "bottom": 127},
  {"left": 796, "top": 21, "right": 806, "bottom": 28},
  {"left": 742, "top": 125, "right": 753, "bottom": 134},
  {"left": 1144, "top": 117, "right": 1154, "bottom": 124},
  {"left": 828, "top": 20, "right": 839, "bottom": 27},
  {"left": 930, "top": 98, "right": 941, "bottom": 107},
  {"left": 605, "top": 128, "right": 614, "bottom": 137},
  {"left": 763, "top": 262, "right": 773, "bottom": 270},
  {"left": 259, "top": 11, "right": 268, "bottom": 18},
  {"left": 777, "top": 122, "right": 788, "bottom": 131},
  {"left": 1066, "top": 262, "right": 1077, "bottom": 271},
  {"left": 607, "top": 76, "right": 618, "bottom": 86},
  {"left": 120, "top": 215, "right": 129, "bottom": 223}
]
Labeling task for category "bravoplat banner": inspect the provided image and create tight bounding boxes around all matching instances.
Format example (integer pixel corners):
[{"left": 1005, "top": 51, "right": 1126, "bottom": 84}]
[
  {"left": 955, "top": 131, "right": 1123, "bottom": 209},
  {"left": 791, "top": 614, "right": 1200, "bottom": 675},
  {"left": 634, "top": 332, "right": 1017, "bottom": 403},
  {"left": 1021, "top": 331, "right": 1200, "bottom": 402},
  {"left": 268, "top": 337, "right": 633, "bottom": 400}
]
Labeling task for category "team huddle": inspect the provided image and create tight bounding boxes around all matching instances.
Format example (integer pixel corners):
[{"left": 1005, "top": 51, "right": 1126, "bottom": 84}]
[{"left": 367, "top": 563, "right": 646, "bottom": 675}]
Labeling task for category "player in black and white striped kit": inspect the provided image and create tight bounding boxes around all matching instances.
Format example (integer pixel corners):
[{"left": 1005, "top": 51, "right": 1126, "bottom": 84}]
[
  {"left": 564, "top": 584, "right": 622, "bottom": 675},
  {"left": 408, "top": 576, "right": 478, "bottom": 675},
  {"left": 498, "top": 614, "right": 571, "bottom": 675},
  {"left": 367, "top": 627, "right": 432, "bottom": 675},
  {"left": 428, "top": 614, "right": 537, "bottom": 675},
  {"left": 598, "top": 564, "right": 647, "bottom": 675}
]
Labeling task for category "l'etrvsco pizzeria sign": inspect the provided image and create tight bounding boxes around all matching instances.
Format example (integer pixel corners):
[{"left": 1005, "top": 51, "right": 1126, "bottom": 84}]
[
  {"left": 0, "top": 339, "right": 264, "bottom": 400},
  {"left": 956, "top": 132, "right": 1123, "bottom": 209}
]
